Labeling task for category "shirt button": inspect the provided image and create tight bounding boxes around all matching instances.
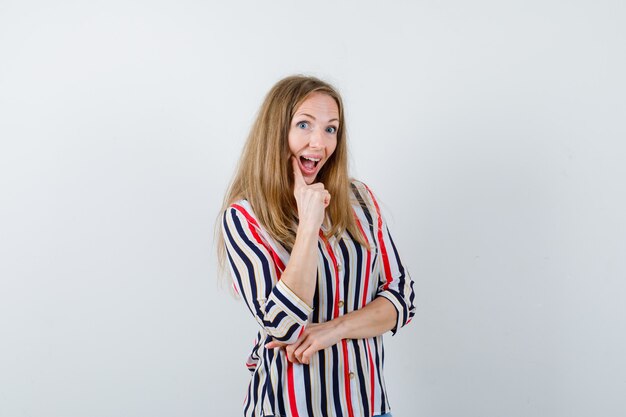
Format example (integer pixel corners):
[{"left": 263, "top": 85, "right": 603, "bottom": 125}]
[
  {"left": 349, "top": 372, "right": 355, "bottom": 379},
  {"left": 338, "top": 263, "right": 343, "bottom": 271},
  {"left": 338, "top": 300, "right": 344, "bottom": 308}
]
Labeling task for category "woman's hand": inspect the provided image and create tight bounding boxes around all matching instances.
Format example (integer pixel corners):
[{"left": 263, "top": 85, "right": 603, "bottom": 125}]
[
  {"left": 265, "top": 320, "right": 343, "bottom": 365},
  {"left": 292, "top": 157, "right": 330, "bottom": 233},
  {"left": 265, "top": 298, "right": 399, "bottom": 364}
]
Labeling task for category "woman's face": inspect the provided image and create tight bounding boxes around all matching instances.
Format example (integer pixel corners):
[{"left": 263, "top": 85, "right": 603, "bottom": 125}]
[{"left": 288, "top": 92, "right": 339, "bottom": 185}]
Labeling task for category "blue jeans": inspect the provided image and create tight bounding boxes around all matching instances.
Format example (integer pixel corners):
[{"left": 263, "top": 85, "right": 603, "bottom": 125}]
[{"left": 376, "top": 414, "right": 393, "bottom": 417}]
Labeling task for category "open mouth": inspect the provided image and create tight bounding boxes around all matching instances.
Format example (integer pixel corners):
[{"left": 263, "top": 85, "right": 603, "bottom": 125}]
[{"left": 300, "top": 155, "right": 321, "bottom": 171}]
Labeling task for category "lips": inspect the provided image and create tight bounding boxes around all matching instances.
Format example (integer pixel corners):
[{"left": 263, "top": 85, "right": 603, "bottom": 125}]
[{"left": 298, "top": 155, "right": 322, "bottom": 177}]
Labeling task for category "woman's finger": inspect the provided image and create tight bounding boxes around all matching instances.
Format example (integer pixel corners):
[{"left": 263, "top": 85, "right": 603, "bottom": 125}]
[
  {"left": 291, "top": 156, "right": 306, "bottom": 189},
  {"left": 308, "top": 183, "right": 325, "bottom": 191},
  {"left": 300, "top": 344, "right": 320, "bottom": 365},
  {"left": 294, "top": 340, "right": 310, "bottom": 362},
  {"left": 286, "top": 345, "right": 301, "bottom": 364},
  {"left": 265, "top": 340, "right": 287, "bottom": 349}
]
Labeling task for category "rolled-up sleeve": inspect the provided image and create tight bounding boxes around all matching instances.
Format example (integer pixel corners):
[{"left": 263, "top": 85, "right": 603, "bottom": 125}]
[
  {"left": 375, "top": 222, "right": 416, "bottom": 335},
  {"left": 222, "top": 205, "right": 312, "bottom": 344},
  {"left": 363, "top": 187, "right": 416, "bottom": 336}
]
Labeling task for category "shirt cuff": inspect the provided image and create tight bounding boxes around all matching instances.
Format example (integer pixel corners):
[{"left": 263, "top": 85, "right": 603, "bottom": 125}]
[
  {"left": 377, "top": 289, "right": 409, "bottom": 335},
  {"left": 270, "top": 279, "right": 314, "bottom": 326}
]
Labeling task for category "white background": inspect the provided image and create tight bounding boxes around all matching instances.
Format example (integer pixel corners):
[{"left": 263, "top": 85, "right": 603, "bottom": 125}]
[{"left": 1, "top": 1, "right": 625, "bottom": 416}]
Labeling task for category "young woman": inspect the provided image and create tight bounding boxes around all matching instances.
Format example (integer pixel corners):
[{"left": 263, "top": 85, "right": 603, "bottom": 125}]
[{"left": 218, "top": 75, "right": 415, "bottom": 417}]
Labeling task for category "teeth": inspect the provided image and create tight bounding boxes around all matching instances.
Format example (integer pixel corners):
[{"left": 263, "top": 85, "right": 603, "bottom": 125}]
[{"left": 303, "top": 156, "right": 321, "bottom": 162}]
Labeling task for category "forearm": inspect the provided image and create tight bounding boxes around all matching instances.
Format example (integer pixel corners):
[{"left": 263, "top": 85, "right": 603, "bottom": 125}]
[
  {"left": 278, "top": 225, "right": 319, "bottom": 308},
  {"left": 335, "top": 297, "right": 397, "bottom": 340}
]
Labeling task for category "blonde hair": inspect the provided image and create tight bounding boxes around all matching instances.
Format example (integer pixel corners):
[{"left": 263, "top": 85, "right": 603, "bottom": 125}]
[{"left": 216, "top": 75, "right": 367, "bottom": 278}]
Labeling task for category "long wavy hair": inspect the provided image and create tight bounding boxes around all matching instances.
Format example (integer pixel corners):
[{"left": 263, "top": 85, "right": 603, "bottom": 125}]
[{"left": 216, "top": 75, "right": 367, "bottom": 278}]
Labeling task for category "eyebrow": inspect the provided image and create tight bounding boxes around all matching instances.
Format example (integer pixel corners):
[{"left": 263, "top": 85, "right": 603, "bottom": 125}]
[{"left": 296, "top": 113, "right": 339, "bottom": 123}]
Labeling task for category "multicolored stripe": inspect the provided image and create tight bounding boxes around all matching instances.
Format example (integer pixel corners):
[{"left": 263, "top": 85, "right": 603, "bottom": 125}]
[{"left": 222, "top": 180, "right": 416, "bottom": 417}]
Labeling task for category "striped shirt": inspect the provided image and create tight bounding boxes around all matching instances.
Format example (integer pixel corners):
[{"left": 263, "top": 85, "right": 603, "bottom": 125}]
[{"left": 222, "top": 180, "right": 416, "bottom": 417}]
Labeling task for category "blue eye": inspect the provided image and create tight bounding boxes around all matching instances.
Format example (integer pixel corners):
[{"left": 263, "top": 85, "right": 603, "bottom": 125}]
[
  {"left": 297, "top": 121, "right": 309, "bottom": 129},
  {"left": 326, "top": 126, "right": 337, "bottom": 134}
]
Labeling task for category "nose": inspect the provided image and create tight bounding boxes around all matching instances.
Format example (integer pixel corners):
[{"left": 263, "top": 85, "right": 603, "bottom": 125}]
[{"left": 309, "top": 127, "right": 324, "bottom": 148}]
